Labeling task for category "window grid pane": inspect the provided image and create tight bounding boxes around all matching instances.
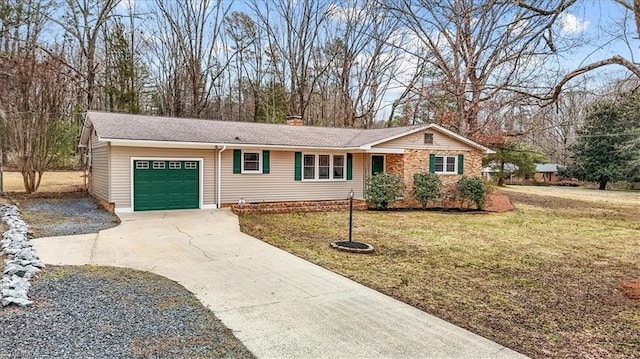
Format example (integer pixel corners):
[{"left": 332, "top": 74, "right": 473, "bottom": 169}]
[
  {"left": 333, "top": 155, "right": 344, "bottom": 179},
  {"left": 153, "top": 161, "right": 166, "bottom": 169},
  {"left": 435, "top": 157, "right": 444, "bottom": 172},
  {"left": 446, "top": 156, "right": 456, "bottom": 172},
  {"left": 243, "top": 152, "right": 260, "bottom": 171},
  {"left": 318, "top": 155, "right": 330, "bottom": 179},
  {"left": 303, "top": 155, "right": 315, "bottom": 179}
]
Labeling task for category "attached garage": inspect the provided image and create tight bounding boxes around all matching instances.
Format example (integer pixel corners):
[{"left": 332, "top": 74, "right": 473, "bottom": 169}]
[{"left": 133, "top": 159, "right": 201, "bottom": 211}]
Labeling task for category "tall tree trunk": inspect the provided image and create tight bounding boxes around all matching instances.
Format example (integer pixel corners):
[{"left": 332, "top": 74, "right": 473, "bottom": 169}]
[{"left": 599, "top": 181, "right": 608, "bottom": 190}]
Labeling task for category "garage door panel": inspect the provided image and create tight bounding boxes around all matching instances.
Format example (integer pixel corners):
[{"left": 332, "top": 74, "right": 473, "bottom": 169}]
[{"left": 133, "top": 160, "right": 199, "bottom": 211}]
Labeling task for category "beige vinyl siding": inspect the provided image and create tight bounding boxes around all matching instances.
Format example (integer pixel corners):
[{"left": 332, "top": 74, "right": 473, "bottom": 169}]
[
  {"left": 221, "top": 150, "right": 365, "bottom": 204},
  {"left": 90, "top": 145, "right": 109, "bottom": 201},
  {"left": 372, "top": 129, "right": 475, "bottom": 151},
  {"left": 110, "top": 146, "right": 217, "bottom": 209}
]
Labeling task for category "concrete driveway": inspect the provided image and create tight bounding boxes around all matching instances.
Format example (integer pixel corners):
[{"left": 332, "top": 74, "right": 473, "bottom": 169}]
[{"left": 32, "top": 209, "right": 527, "bottom": 359}]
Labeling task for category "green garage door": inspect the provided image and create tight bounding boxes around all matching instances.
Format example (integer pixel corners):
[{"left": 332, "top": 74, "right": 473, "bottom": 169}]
[{"left": 133, "top": 160, "right": 199, "bottom": 211}]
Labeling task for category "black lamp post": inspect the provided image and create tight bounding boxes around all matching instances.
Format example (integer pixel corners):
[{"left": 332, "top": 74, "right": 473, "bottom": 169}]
[{"left": 348, "top": 189, "right": 354, "bottom": 243}]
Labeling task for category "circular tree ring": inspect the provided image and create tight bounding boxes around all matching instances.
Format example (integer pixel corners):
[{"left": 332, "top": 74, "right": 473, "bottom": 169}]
[{"left": 330, "top": 240, "right": 374, "bottom": 254}]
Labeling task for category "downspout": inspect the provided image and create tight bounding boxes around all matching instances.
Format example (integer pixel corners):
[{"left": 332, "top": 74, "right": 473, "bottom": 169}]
[{"left": 217, "top": 145, "right": 226, "bottom": 208}]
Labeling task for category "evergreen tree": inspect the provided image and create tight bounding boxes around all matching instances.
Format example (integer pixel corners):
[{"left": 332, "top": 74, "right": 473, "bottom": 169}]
[{"left": 565, "top": 93, "right": 640, "bottom": 190}]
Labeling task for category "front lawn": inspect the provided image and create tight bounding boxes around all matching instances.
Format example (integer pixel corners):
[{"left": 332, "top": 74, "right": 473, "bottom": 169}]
[{"left": 239, "top": 188, "right": 640, "bottom": 358}]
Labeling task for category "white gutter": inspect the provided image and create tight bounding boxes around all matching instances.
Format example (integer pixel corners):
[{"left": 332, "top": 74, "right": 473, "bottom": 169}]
[
  {"left": 102, "top": 138, "right": 363, "bottom": 152},
  {"left": 217, "top": 145, "right": 226, "bottom": 208}
]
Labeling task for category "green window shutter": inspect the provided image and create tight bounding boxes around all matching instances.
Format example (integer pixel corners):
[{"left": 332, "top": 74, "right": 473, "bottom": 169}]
[
  {"left": 233, "top": 149, "right": 241, "bottom": 174},
  {"left": 294, "top": 152, "right": 302, "bottom": 181},
  {"left": 347, "top": 153, "right": 353, "bottom": 180},
  {"left": 458, "top": 154, "right": 464, "bottom": 175},
  {"left": 262, "top": 150, "right": 270, "bottom": 174},
  {"left": 429, "top": 154, "right": 436, "bottom": 173}
]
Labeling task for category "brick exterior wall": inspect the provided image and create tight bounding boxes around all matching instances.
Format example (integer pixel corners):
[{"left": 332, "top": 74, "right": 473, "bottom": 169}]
[
  {"left": 385, "top": 154, "right": 404, "bottom": 177},
  {"left": 389, "top": 149, "right": 484, "bottom": 208}
]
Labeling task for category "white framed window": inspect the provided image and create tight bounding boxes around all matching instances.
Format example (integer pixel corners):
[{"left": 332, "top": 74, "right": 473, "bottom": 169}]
[
  {"left": 185, "top": 162, "right": 197, "bottom": 169},
  {"left": 303, "top": 154, "right": 346, "bottom": 181},
  {"left": 136, "top": 161, "right": 149, "bottom": 169},
  {"left": 333, "top": 155, "right": 344, "bottom": 179},
  {"left": 435, "top": 155, "right": 457, "bottom": 174},
  {"left": 303, "top": 154, "right": 315, "bottom": 179},
  {"left": 169, "top": 161, "right": 181, "bottom": 169},
  {"left": 153, "top": 161, "right": 166, "bottom": 169},
  {"left": 242, "top": 151, "right": 261, "bottom": 173}
]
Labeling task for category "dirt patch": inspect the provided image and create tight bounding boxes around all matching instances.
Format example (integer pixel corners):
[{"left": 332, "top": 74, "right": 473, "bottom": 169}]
[
  {"left": 619, "top": 279, "right": 640, "bottom": 300},
  {"left": 484, "top": 192, "right": 513, "bottom": 212}
]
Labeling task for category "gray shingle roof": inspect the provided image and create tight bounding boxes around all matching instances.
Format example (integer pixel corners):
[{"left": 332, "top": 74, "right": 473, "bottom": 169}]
[
  {"left": 86, "top": 111, "right": 426, "bottom": 148},
  {"left": 535, "top": 163, "right": 559, "bottom": 173}
]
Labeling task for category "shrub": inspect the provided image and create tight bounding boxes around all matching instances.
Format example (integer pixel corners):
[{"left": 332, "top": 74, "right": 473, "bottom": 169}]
[
  {"left": 365, "top": 173, "right": 404, "bottom": 209},
  {"left": 412, "top": 172, "right": 442, "bottom": 208},
  {"left": 457, "top": 176, "right": 486, "bottom": 209}
]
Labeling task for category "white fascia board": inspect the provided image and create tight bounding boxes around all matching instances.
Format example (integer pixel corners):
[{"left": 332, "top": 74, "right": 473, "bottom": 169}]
[
  {"left": 78, "top": 117, "right": 93, "bottom": 147},
  {"left": 362, "top": 126, "right": 429, "bottom": 148},
  {"left": 105, "top": 138, "right": 221, "bottom": 149},
  {"left": 104, "top": 138, "right": 364, "bottom": 152},
  {"left": 362, "top": 148, "right": 405, "bottom": 154}
]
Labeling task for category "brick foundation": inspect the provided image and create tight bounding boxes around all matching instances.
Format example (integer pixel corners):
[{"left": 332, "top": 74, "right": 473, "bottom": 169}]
[
  {"left": 230, "top": 199, "right": 368, "bottom": 215},
  {"left": 94, "top": 197, "right": 116, "bottom": 212}
]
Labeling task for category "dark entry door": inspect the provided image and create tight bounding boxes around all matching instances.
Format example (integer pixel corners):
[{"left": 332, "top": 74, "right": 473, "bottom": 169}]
[{"left": 371, "top": 155, "right": 385, "bottom": 175}]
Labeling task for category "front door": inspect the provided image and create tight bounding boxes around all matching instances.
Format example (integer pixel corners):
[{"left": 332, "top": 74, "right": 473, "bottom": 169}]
[{"left": 371, "top": 155, "right": 385, "bottom": 175}]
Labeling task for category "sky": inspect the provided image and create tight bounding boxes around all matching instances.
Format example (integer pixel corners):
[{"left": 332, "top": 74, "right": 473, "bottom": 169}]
[{"left": 557, "top": 1, "right": 638, "bottom": 81}]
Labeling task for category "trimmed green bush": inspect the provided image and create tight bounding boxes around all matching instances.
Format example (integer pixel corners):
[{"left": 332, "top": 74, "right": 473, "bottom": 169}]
[
  {"left": 412, "top": 172, "right": 442, "bottom": 208},
  {"left": 457, "top": 176, "right": 486, "bottom": 209},
  {"left": 365, "top": 173, "right": 404, "bottom": 209}
]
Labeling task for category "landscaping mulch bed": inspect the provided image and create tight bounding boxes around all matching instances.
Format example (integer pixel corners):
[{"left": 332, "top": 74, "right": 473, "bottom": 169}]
[{"left": 0, "top": 265, "right": 254, "bottom": 359}]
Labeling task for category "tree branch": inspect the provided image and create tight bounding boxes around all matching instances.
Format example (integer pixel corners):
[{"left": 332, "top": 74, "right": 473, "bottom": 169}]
[{"left": 550, "top": 56, "right": 640, "bottom": 102}]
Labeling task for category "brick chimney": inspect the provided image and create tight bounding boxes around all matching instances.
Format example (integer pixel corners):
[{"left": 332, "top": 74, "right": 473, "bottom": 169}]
[{"left": 285, "top": 115, "right": 304, "bottom": 126}]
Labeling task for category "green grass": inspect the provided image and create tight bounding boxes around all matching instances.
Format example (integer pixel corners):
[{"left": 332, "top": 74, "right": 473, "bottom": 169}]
[{"left": 239, "top": 190, "right": 640, "bottom": 358}]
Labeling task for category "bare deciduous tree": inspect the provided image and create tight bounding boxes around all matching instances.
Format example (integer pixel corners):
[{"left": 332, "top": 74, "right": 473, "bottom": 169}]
[
  {"left": 250, "top": 0, "right": 332, "bottom": 123},
  {"left": 152, "top": 0, "right": 233, "bottom": 118},
  {"left": 51, "top": 0, "right": 121, "bottom": 110},
  {"left": 384, "top": 0, "right": 570, "bottom": 138},
  {"left": 1, "top": 54, "right": 74, "bottom": 193}
]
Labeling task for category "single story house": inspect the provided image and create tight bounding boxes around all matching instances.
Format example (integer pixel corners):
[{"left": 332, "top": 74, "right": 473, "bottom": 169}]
[
  {"left": 481, "top": 162, "right": 519, "bottom": 181},
  {"left": 534, "top": 163, "right": 561, "bottom": 183},
  {"left": 79, "top": 111, "right": 494, "bottom": 212}
]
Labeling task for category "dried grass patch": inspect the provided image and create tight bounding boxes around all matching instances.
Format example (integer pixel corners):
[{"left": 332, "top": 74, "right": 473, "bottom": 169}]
[{"left": 1, "top": 171, "right": 85, "bottom": 193}]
